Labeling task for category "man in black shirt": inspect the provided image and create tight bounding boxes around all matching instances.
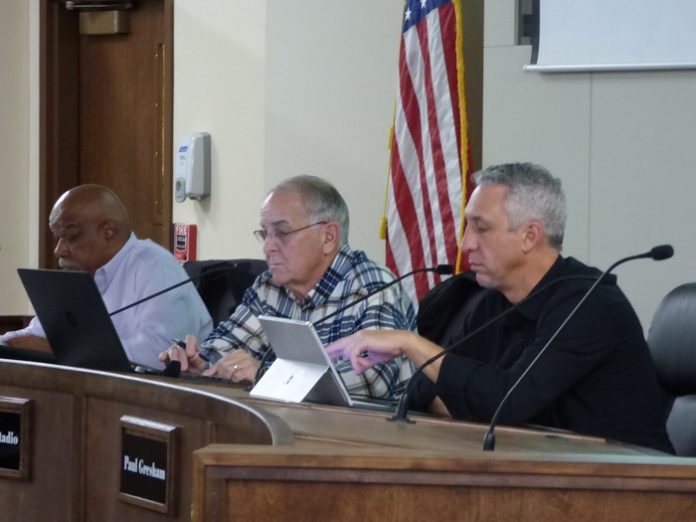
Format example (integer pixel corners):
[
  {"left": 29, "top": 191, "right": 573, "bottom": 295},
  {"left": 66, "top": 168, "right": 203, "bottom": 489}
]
[{"left": 327, "top": 162, "right": 673, "bottom": 453}]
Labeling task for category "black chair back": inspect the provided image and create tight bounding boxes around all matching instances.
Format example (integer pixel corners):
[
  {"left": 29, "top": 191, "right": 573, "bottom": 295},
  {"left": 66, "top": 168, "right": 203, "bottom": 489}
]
[
  {"left": 647, "top": 282, "right": 696, "bottom": 456},
  {"left": 407, "top": 271, "right": 485, "bottom": 412},
  {"left": 184, "top": 259, "right": 267, "bottom": 326},
  {"left": 417, "top": 271, "right": 485, "bottom": 347}
]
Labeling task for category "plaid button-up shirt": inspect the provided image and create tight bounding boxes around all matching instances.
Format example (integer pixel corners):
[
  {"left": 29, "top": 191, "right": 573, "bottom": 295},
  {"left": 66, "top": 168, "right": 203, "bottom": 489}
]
[{"left": 200, "top": 245, "right": 416, "bottom": 400}]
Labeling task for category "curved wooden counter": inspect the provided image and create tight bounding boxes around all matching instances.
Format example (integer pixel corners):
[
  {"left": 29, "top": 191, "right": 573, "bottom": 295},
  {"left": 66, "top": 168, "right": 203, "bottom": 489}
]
[
  {"left": 1, "top": 360, "right": 695, "bottom": 522},
  {"left": 0, "top": 360, "right": 291, "bottom": 521}
]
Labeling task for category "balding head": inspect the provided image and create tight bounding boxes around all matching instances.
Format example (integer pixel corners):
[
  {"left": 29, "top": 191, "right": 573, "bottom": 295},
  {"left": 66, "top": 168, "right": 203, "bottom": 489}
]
[{"left": 50, "top": 184, "right": 133, "bottom": 274}]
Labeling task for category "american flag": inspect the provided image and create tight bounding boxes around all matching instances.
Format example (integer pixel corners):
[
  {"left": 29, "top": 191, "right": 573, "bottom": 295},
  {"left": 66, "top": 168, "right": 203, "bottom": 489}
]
[{"left": 385, "top": 0, "right": 469, "bottom": 303}]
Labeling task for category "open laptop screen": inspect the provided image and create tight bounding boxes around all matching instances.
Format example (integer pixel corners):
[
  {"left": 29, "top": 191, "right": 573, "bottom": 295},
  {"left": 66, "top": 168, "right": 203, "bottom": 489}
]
[{"left": 17, "top": 268, "right": 135, "bottom": 373}]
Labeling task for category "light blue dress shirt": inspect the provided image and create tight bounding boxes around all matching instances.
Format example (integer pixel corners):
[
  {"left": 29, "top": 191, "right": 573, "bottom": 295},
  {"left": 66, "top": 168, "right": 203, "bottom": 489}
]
[{"left": 1, "top": 234, "right": 213, "bottom": 369}]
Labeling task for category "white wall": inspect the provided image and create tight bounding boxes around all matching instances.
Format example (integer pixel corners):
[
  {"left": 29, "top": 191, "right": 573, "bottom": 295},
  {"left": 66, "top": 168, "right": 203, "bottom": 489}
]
[
  {"left": 172, "top": 0, "right": 267, "bottom": 260},
  {"left": 264, "top": 0, "right": 402, "bottom": 257},
  {"left": 5, "top": 0, "right": 696, "bottom": 332},
  {"left": 173, "top": 0, "right": 402, "bottom": 261},
  {"left": 483, "top": 0, "right": 696, "bottom": 330}
]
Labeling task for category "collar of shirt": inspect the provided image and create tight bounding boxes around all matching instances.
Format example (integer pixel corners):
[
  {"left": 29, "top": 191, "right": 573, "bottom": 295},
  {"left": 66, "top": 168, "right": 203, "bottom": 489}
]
[
  {"left": 93, "top": 233, "right": 137, "bottom": 294},
  {"left": 511, "top": 255, "right": 612, "bottom": 324},
  {"left": 498, "top": 255, "right": 568, "bottom": 329}
]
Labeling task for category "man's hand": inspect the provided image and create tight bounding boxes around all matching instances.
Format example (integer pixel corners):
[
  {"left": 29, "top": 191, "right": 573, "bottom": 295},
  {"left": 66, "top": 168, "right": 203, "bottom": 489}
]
[
  {"left": 158, "top": 335, "right": 207, "bottom": 373},
  {"left": 5, "top": 335, "right": 52, "bottom": 353},
  {"left": 203, "top": 350, "right": 260, "bottom": 383},
  {"left": 326, "top": 329, "right": 445, "bottom": 381},
  {"left": 326, "top": 330, "right": 406, "bottom": 374}
]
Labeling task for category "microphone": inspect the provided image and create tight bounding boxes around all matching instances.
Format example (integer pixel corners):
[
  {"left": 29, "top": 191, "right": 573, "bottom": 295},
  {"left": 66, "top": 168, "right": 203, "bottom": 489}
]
[
  {"left": 108, "top": 262, "right": 237, "bottom": 316},
  {"left": 312, "top": 264, "right": 454, "bottom": 327},
  {"left": 648, "top": 244, "right": 674, "bottom": 261},
  {"left": 390, "top": 245, "right": 674, "bottom": 427},
  {"left": 115, "top": 262, "right": 240, "bottom": 378},
  {"left": 252, "top": 264, "right": 454, "bottom": 386},
  {"left": 387, "top": 274, "right": 594, "bottom": 423},
  {"left": 481, "top": 244, "right": 674, "bottom": 451}
]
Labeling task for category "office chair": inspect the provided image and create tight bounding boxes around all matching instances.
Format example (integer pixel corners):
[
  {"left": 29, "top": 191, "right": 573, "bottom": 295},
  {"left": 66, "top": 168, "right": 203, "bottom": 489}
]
[
  {"left": 184, "top": 259, "right": 268, "bottom": 326},
  {"left": 406, "top": 271, "right": 485, "bottom": 412},
  {"left": 417, "top": 270, "right": 485, "bottom": 347},
  {"left": 646, "top": 282, "right": 696, "bottom": 456}
]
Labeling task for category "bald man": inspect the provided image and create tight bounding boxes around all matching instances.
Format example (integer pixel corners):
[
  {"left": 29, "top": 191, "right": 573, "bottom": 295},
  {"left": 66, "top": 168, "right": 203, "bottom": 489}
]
[{"left": 1, "top": 184, "right": 212, "bottom": 369}]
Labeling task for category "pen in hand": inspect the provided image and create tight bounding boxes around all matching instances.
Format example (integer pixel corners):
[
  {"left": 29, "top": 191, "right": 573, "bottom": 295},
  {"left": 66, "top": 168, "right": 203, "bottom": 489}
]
[{"left": 170, "top": 338, "right": 209, "bottom": 362}]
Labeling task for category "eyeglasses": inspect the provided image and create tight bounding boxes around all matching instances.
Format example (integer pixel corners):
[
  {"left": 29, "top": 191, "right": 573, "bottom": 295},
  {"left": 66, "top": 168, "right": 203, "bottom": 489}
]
[{"left": 253, "top": 221, "right": 327, "bottom": 244}]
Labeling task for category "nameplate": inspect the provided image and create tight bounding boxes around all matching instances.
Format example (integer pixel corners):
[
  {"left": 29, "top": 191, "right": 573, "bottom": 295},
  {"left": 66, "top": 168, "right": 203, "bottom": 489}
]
[
  {"left": 119, "top": 416, "right": 179, "bottom": 515},
  {"left": 0, "top": 397, "right": 32, "bottom": 480}
]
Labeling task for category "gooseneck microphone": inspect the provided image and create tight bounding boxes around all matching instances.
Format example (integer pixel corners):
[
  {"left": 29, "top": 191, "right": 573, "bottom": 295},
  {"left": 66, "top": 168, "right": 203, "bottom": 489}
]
[
  {"left": 389, "top": 245, "right": 674, "bottom": 428},
  {"left": 252, "top": 264, "right": 454, "bottom": 386},
  {"left": 387, "top": 275, "right": 598, "bottom": 423},
  {"left": 481, "top": 244, "right": 674, "bottom": 451},
  {"left": 312, "top": 264, "right": 454, "bottom": 327},
  {"left": 114, "top": 262, "right": 239, "bottom": 378},
  {"left": 108, "top": 263, "right": 237, "bottom": 316}
]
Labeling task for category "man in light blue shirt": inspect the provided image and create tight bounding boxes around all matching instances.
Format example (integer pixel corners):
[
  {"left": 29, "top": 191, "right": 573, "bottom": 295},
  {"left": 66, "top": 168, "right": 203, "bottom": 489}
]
[{"left": 0, "top": 184, "right": 212, "bottom": 369}]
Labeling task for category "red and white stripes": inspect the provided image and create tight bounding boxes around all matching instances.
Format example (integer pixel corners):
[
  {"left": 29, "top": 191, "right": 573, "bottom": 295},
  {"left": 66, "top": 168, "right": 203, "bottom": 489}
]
[{"left": 386, "top": 0, "right": 468, "bottom": 303}]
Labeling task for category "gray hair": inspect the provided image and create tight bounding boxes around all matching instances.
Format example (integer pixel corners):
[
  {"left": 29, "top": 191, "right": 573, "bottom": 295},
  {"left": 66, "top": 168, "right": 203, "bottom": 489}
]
[
  {"left": 271, "top": 175, "right": 350, "bottom": 245},
  {"left": 473, "top": 163, "right": 566, "bottom": 251}
]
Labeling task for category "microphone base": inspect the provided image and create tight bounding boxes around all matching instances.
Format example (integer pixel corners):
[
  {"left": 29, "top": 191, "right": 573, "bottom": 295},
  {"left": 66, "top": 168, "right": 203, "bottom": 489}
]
[
  {"left": 387, "top": 414, "right": 415, "bottom": 424},
  {"left": 161, "top": 360, "right": 182, "bottom": 378},
  {"left": 387, "top": 393, "right": 415, "bottom": 423},
  {"left": 482, "top": 432, "right": 496, "bottom": 451}
]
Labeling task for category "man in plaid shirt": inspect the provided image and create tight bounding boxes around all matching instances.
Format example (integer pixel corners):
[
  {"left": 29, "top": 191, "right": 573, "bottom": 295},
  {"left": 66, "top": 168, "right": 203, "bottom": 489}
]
[{"left": 161, "top": 175, "right": 416, "bottom": 400}]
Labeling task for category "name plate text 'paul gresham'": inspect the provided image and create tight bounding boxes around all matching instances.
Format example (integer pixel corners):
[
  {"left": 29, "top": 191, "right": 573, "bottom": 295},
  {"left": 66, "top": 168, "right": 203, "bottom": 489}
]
[{"left": 119, "top": 416, "right": 179, "bottom": 515}]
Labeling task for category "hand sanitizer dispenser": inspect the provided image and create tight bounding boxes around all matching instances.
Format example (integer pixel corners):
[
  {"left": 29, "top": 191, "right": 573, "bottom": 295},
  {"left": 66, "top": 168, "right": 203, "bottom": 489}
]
[{"left": 175, "top": 132, "right": 211, "bottom": 202}]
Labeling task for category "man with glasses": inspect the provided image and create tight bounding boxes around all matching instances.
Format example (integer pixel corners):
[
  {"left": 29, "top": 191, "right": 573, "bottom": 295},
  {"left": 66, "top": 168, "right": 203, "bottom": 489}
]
[{"left": 160, "top": 175, "right": 416, "bottom": 401}]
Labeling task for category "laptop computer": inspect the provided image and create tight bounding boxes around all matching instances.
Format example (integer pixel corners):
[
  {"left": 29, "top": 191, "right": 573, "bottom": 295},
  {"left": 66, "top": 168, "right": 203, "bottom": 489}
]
[
  {"left": 251, "top": 315, "right": 395, "bottom": 411},
  {"left": 16, "top": 268, "right": 154, "bottom": 373}
]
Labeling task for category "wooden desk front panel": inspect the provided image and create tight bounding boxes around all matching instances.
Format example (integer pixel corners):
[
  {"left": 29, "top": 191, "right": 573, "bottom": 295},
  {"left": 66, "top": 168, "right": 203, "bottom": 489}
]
[
  {"left": 0, "top": 386, "right": 78, "bottom": 521},
  {"left": 0, "top": 361, "right": 292, "bottom": 522},
  {"left": 82, "top": 396, "right": 252, "bottom": 522},
  {"left": 193, "top": 446, "right": 696, "bottom": 522},
  {"left": 222, "top": 480, "right": 696, "bottom": 521}
]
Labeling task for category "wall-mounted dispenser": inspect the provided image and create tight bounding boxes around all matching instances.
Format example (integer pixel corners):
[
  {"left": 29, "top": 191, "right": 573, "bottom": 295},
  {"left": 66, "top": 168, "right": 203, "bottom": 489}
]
[{"left": 175, "top": 132, "right": 211, "bottom": 203}]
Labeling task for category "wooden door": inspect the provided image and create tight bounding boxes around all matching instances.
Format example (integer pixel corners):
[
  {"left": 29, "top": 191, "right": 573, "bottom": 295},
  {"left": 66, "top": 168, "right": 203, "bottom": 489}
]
[{"left": 40, "top": 0, "right": 173, "bottom": 268}]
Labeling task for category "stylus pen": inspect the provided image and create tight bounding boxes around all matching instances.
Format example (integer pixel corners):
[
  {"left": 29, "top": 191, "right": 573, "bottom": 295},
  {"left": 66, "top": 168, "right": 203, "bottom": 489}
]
[{"left": 170, "top": 338, "right": 210, "bottom": 362}]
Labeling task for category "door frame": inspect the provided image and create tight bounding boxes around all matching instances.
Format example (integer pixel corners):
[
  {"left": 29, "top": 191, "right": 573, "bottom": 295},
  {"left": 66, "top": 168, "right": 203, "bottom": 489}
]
[{"left": 38, "top": 0, "right": 174, "bottom": 268}]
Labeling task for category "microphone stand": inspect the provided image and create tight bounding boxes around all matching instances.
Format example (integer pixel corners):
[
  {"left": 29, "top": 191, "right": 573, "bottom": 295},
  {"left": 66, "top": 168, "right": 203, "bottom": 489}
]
[
  {"left": 111, "top": 262, "right": 240, "bottom": 377},
  {"left": 389, "top": 249, "right": 672, "bottom": 433},
  {"left": 108, "top": 262, "right": 237, "bottom": 316},
  {"left": 388, "top": 274, "right": 609, "bottom": 424},
  {"left": 251, "top": 264, "right": 454, "bottom": 387},
  {"left": 312, "top": 264, "right": 453, "bottom": 327}
]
